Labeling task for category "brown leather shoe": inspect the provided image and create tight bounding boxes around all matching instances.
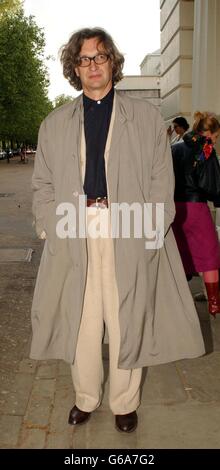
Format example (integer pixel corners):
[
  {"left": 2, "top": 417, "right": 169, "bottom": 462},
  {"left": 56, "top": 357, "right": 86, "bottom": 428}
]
[
  {"left": 68, "top": 405, "right": 91, "bottom": 425},
  {"left": 115, "top": 411, "right": 138, "bottom": 433}
]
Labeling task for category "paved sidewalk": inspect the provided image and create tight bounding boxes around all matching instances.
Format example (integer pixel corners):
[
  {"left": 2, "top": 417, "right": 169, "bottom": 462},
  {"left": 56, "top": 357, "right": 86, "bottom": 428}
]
[{"left": 0, "top": 156, "right": 220, "bottom": 449}]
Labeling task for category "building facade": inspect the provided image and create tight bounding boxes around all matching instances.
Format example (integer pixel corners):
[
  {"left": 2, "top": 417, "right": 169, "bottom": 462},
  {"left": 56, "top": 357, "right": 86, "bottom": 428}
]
[
  {"left": 140, "top": 50, "right": 161, "bottom": 76},
  {"left": 116, "top": 75, "right": 160, "bottom": 107},
  {"left": 160, "top": 0, "right": 220, "bottom": 135}
]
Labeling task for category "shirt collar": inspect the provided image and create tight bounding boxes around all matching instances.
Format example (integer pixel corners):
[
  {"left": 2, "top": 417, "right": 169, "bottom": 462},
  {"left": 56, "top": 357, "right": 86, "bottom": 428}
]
[{"left": 83, "top": 87, "right": 114, "bottom": 110}]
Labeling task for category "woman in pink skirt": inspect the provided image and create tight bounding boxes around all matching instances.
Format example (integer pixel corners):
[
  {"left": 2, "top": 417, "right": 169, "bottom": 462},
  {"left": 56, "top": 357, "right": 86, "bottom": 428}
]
[{"left": 172, "top": 111, "right": 220, "bottom": 317}]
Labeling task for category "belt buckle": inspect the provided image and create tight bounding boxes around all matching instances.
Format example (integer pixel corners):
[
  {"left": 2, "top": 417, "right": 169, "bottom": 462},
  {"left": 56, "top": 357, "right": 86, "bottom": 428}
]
[
  {"left": 95, "top": 197, "right": 106, "bottom": 208},
  {"left": 95, "top": 197, "right": 102, "bottom": 208}
]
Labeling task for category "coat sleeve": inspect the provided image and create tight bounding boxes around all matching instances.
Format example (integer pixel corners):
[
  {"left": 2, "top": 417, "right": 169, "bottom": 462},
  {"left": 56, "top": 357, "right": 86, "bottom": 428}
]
[
  {"left": 149, "top": 113, "right": 176, "bottom": 236},
  {"left": 32, "top": 119, "right": 55, "bottom": 237}
]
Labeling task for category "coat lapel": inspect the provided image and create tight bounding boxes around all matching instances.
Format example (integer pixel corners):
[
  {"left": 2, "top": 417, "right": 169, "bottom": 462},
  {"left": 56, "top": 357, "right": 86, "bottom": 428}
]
[
  {"left": 107, "top": 91, "right": 133, "bottom": 203},
  {"left": 61, "top": 95, "right": 84, "bottom": 195}
]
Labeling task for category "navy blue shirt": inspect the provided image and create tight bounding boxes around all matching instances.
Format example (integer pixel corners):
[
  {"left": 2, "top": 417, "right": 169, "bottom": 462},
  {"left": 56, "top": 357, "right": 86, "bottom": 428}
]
[{"left": 83, "top": 87, "right": 114, "bottom": 199}]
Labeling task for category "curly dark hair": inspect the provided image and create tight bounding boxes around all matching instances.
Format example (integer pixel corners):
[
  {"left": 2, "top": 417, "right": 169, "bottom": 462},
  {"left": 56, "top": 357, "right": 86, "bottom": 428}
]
[
  {"left": 172, "top": 116, "right": 190, "bottom": 131},
  {"left": 60, "top": 27, "right": 125, "bottom": 91}
]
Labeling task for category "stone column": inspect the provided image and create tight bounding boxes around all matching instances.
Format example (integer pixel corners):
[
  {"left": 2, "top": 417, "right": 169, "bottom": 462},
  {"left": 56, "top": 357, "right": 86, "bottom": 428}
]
[
  {"left": 160, "top": 0, "right": 194, "bottom": 124},
  {"left": 192, "top": 0, "right": 220, "bottom": 114}
]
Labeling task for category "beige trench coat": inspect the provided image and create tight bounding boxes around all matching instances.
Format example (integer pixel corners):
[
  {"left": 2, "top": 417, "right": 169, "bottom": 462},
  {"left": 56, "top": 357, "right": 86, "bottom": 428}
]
[{"left": 30, "top": 91, "right": 205, "bottom": 368}]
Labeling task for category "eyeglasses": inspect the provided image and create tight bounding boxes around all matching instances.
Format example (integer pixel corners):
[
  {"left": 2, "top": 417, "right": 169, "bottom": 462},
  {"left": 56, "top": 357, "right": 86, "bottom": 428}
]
[{"left": 77, "top": 53, "right": 109, "bottom": 67}]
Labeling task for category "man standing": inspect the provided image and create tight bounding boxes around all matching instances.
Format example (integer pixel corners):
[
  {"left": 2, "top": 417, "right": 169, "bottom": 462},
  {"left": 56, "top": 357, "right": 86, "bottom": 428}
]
[{"left": 30, "top": 28, "right": 205, "bottom": 433}]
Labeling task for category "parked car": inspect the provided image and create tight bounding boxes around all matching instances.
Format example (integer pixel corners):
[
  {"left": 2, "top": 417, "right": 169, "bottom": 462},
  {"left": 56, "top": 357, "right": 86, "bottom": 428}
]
[
  {"left": 0, "top": 150, "right": 6, "bottom": 160},
  {"left": 6, "top": 149, "right": 13, "bottom": 158},
  {"left": 26, "top": 147, "right": 36, "bottom": 154},
  {"left": 12, "top": 148, "right": 21, "bottom": 156}
]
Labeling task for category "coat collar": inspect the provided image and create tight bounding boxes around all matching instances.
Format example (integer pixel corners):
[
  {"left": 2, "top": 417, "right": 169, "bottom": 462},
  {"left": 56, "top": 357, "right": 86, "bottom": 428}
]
[
  {"left": 70, "top": 94, "right": 83, "bottom": 118},
  {"left": 69, "top": 89, "right": 134, "bottom": 123},
  {"left": 114, "top": 90, "right": 134, "bottom": 123}
]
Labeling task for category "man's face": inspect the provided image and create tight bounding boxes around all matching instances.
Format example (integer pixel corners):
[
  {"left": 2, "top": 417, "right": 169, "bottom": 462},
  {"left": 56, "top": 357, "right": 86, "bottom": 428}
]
[{"left": 75, "top": 37, "right": 113, "bottom": 98}]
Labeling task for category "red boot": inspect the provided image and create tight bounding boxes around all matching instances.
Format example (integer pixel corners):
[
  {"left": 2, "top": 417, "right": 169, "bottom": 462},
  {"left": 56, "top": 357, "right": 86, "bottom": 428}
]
[{"left": 205, "top": 282, "right": 220, "bottom": 317}]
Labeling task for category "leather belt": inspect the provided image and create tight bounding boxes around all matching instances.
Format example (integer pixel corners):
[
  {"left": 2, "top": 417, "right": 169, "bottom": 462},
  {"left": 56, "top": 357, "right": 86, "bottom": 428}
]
[
  {"left": 87, "top": 197, "right": 108, "bottom": 208},
  {"left": 175, "top": 195, "right": 207, "bottom": 203}
]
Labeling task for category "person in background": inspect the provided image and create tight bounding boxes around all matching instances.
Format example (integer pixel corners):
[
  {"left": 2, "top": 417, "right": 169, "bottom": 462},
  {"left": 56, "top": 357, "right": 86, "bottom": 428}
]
[
  {"left": 20, "top": 146, "right": 26, "bottom": 163},
  {"left": 6, "top": 148, "right": 10, "bottom": 164},
  {"left": 168, "top": 116, "right": 190, "bottom": 145},
  {"left": 30, "top": 28, "right": 205, "bottom": 434},
  {"left": 172, "top": 111, "right": 220, "bottom": 317}
]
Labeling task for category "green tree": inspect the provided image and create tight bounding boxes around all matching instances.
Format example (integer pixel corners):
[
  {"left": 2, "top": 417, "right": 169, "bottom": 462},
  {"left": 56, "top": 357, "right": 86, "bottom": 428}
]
[
  {"left": 0, "top": 8, "right": 52, "bottom": 146},
  {"left": 0, "top": 0, "right": 22, "bottom": 16},
  {"left": 53, "top": 94, "right": 73, "bottom": 109}
]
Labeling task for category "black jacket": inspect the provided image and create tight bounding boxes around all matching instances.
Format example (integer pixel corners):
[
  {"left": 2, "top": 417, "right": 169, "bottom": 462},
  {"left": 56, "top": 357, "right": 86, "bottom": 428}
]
[{"left": 171, "top": 133, "right": 220, "bottom": 207}]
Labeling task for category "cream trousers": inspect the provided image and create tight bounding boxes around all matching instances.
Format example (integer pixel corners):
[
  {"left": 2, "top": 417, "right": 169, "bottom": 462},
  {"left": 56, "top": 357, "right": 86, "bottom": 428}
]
[{"left": 71, "top": 208, "right": 142, "bottom": 414}]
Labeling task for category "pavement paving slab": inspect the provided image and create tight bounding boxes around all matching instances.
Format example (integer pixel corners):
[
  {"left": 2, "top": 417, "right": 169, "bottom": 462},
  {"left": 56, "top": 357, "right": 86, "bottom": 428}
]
[{"left": 0, "top": 415, "right": 23, "bottom": 448}]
